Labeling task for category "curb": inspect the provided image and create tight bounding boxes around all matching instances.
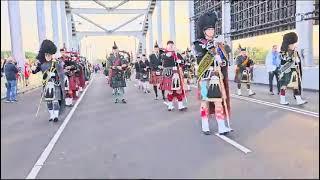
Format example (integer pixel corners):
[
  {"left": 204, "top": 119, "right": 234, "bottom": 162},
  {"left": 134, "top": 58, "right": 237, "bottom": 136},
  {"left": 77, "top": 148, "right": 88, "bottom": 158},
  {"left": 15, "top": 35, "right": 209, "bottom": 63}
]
[{"left": 232, "top": 80, "right": 319, "bottom": 92}]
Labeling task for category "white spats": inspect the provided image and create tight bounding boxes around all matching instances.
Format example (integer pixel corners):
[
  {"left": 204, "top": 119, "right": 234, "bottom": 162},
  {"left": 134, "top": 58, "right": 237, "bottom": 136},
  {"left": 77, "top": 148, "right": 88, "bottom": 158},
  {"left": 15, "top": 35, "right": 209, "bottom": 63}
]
[
  {"left": 280, "top": 95, "right": 289, "bottom": 105},
  {"left": 49, "top": 110, "right": 54, "bottom": 119},
  {"left": 167, "top": 101, "right": 174, "bottom": 111},
  {"left": 201, "top": 117, "right": 210, "bottom": 132},
  {"left": 65, "top": 98, "right": 73, "bottom": 106},
  {"left": 237, "top": 89, "right": 242, "bottom": 96},
  {"left": 53, "top": 110, "right": 59, "bottom": 118},
  {"left": 217, "top": 120, "right": 232, "bottom": 134},
  {"left": 248, "top": 89, "right": 255, "bottom": 96},
  {"left": 178, "top": 101, "right": 186, "bottom": 110},
  {"left": 295, "top": 95, "right": 307, "bottom": 105},
  {"left": 79, "top": 87, "right": 83, "bottom": 92}
]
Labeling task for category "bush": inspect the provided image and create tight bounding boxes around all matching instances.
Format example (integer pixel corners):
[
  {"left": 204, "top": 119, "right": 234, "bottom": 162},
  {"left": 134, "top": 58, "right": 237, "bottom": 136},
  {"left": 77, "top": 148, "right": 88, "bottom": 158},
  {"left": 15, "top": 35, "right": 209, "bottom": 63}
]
[{"left": 233, "top": 46, "right": 268, "bottom": 65}]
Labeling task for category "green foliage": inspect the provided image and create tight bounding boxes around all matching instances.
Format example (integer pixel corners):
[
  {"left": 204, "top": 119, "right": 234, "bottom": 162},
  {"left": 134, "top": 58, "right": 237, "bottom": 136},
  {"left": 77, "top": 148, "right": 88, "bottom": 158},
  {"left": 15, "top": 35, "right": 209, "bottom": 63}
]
[
  {"left": 233, "top": 46, "right": 269, "bottom": 64},
  {"left": 1, "top": 51, "right": 11, "bottom": 59},
  {"left": 1, "top": 51, "right": 37, "bottom": 64}
]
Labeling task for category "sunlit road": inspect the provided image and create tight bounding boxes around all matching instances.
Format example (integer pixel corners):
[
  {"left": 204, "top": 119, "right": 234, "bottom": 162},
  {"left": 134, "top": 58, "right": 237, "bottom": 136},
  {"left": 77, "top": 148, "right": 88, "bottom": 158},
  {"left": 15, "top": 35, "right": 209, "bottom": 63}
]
[{"left": 1, "top": 73, "right": 318, "bottom": 179}]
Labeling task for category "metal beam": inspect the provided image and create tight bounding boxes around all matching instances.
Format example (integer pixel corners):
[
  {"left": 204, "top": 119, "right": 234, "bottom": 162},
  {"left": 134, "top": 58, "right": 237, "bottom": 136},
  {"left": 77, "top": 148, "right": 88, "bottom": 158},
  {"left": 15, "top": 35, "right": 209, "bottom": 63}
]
[
  {"left": 112, "top": 14, "right": 144, "bottom": 32},
  {"left": 92, "top": 0, "right": 110, "bottom": 10},
  {"left": 142, "top": 0, "right": 156, "bottom": 35},
  {"left": 69, "top": 8, "right": 147, "bottom": 14},
  {"left": 74, "top": 13, "right": 109, "bottom": 32},
  {"left": 76, "top": 31, "right": 141, "bottom": 37},
  {"left": 111, "top": 0, "right": 129, "bottom": 10}
]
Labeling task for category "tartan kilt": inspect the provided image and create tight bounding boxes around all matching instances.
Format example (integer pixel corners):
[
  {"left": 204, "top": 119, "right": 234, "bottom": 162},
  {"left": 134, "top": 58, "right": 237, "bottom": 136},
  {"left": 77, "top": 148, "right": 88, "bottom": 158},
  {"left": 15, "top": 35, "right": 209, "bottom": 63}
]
[
  {"left": 149, "top": 71, "right": 163, "bottom": 85},
  {"left": 159, "top": 69, "right": 184, "bottom": 91},
  {"left": 68, "top": 76, "right": 78, "bottom": 91}
]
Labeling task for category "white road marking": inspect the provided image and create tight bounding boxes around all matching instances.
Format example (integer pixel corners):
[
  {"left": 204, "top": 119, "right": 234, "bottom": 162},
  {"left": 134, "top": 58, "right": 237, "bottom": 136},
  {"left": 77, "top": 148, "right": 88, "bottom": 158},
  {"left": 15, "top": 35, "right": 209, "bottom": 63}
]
[
  {"left": 231, "top": 94, "right": 319, "bottom": 118},
  {"left": 25, "top": 78, "right": 94, "bottom": 179},
  {"left": 190, "top": 85, "right": 318, "bottom": 117},
  {"left": 215, "top": 133, "right": 252, "bottom": 154}
]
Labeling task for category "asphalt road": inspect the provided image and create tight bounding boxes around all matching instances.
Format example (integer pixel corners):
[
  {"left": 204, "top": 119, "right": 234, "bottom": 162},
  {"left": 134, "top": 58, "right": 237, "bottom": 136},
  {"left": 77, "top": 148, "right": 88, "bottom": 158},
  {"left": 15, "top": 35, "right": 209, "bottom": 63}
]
[{"left": 1, "top": 73, "right": 319, "bottom": 179}]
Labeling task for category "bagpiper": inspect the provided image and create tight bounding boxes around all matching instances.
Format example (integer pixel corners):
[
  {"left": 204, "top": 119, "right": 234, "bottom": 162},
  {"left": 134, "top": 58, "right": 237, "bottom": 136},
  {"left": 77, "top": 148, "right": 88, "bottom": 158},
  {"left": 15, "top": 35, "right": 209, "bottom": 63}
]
[
  {"left": 107, "top": 42, "right": 129, "bottom": 103},
  {"left": 160, "top": 40, "right": 187, "bottom": 111},
  {"left": 32, "top": 40, "right": 65, "bottom": 122},
  {"left": 278, "top": 32, "right": 307, "bottom": 105},
  {"left": 134, "top": 55, "right": 143, "bottom": 90},
  {"left": 193, "top": 12, "right": 232, "bottom": 135},
  {"left": 149, "top": 41, "right": 166, "bottom": 100},
  {"left": 235, "top": 46, "right": 256, "bottom": 96},
  {"left": 139, "top": 54, "right": 151, "bottom": 93}
]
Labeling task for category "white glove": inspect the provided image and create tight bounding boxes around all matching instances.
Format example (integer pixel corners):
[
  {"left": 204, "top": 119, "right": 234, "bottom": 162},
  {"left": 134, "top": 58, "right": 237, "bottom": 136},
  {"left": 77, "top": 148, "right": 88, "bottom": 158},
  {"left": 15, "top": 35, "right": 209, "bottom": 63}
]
[{"left": 176, "top": 59, "right": 182, "bottom": 64}]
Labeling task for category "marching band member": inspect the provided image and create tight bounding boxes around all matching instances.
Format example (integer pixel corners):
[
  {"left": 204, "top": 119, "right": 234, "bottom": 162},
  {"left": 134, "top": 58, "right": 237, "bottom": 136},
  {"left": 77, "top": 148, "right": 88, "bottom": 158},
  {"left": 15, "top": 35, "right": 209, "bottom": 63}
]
[
  {"left": 107, "top": 42, "right": 129, "bottom": 103},
  {"left": 193, "top": 12, "right": 232, "bottom": 135},
  {"left": 32, "top": 40, "right": 65, "bottom": 122},
  {"left": 149, "top": 41, "right": 165, "bottom": 100},
  {"left": 235, "top": 47, "right": 256, "bottom": 96},
  {"left": 140, "top": 54, "right": 151, "bottom": 93},
  {"left": 278, "top": 32, "right": 307, "bottom": 105},
  {"left": 160, "top": 40, "right": 187, "bottom": 111}
]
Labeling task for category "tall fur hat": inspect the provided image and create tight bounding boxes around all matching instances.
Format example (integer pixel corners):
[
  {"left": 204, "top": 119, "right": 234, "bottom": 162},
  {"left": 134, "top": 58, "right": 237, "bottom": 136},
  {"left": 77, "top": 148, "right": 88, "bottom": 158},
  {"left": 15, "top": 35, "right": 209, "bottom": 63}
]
[
  {"left": 36, "top": 39, "right": 57, "bottom": 63},
  {"left": 196, "top": 11, "right": 218, "bottom": 39},
  {"left": 281, "top": 32, "right": 298, "bottom": 51},
  {"left": 112, "top": 41, "right": 118, "bottom": 49},
  {"left": 154, "top": 41, "right": 159, "bottom": 48}
]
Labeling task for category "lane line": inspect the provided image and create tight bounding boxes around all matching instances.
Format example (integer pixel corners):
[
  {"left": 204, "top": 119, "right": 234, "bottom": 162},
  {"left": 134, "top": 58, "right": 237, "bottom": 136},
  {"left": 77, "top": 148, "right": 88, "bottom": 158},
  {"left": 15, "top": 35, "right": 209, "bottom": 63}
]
[
  {"left": 231, "top": 94, "right": 319, "bottom": 115},
  {"left": 215, "top": 133, "right": 252, "bottom": 154},
  {"left": 190, "top": 85, "right": 318, "bottom": 117},
  {"left": 25, "top": 78, "right": 94, "bottom": 179},
  {"left": 231, "top": 94, "right": 319, "bottom": 118}
]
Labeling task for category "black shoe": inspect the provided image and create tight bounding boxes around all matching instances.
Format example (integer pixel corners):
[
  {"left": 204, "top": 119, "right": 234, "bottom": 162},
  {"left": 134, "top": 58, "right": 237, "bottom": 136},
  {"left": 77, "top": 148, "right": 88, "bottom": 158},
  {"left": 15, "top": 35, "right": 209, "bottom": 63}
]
[
  {"left": 49, "top": 118, "right": 53, "bottom": 122},
  {"left": 203, "top": 131, "right": 211, "bottom": 135},
  {"left": 219, "top": 131, "right": 229, "bottom": 135},
  {"left": 122, "top": 99, "right": 127, "bottom": 104},
  {"left": 115, "top": 99, "right": 118, "bottom": 103},
  {"left": 53, "top": 117, "right": 58, "bottom": 122}
]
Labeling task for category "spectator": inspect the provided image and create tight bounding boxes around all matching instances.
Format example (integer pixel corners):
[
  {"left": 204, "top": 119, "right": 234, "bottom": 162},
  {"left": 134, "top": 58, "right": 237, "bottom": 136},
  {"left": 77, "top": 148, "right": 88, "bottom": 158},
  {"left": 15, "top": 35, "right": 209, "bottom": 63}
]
[
  {"left": 265, "top": 45, "right": 281, "bottom": 95},
  {"left": 4, "top": 57, "right": 19, "bottom": 102},
  {"left": 24, "top": 61, "right": 31, "bottom": 86}
]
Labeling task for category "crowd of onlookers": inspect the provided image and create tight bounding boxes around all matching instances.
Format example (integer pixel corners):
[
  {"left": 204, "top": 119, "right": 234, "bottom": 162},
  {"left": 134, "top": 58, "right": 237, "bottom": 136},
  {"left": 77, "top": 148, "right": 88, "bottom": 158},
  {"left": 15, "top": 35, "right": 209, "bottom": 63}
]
[{"left": 1, "top": 57, "right": 33, "bottom": 103}]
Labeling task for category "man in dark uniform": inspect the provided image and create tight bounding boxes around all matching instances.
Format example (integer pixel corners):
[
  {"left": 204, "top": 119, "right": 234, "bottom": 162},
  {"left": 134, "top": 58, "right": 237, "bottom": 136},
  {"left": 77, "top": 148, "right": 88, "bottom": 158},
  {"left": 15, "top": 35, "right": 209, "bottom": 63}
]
[{"left": 149, "top": 41, "right": 165, "bottom": 100}]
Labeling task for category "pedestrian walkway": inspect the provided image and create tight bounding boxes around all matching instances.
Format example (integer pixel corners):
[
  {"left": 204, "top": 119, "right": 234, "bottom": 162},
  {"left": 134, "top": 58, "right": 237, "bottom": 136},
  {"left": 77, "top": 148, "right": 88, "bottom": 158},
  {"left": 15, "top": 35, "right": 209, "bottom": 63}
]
[
  {"left": 1, "top": 73, "right": 43, "bottom": 99},
  {"left": 1, "top": 74, "right": 318, "bottom": 179}
]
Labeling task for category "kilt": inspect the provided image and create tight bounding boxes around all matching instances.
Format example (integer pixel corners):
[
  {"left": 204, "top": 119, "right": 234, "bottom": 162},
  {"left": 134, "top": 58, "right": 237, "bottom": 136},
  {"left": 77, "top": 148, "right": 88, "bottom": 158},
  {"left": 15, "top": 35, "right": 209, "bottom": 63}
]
[
  {"left": 149, "top": 71, "right": 163, "bottom": 85},
  {"left": 160, "top": 69, "right": 184, "bottom": 91},
  {"left": 68, "top": 76, "right": 78, "bottom": 91}
]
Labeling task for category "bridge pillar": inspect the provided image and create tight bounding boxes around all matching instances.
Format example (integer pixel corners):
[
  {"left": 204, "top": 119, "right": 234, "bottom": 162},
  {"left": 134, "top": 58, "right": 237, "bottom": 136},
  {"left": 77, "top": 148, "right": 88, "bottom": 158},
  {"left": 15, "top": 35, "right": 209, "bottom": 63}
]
[
  {"left": 51, "top": 1, "right": 60, "bottom": 55},
  {"left": 148, "top": 13, "right": 153, "bottom": 54},
  {"left": 169, "top": 1, "right": 176, "bottom": 43},
  {"left": 296, "top": 1, "right": 314, "bottom": 66},
  {"left": 188, "top": 0, "right": 195, "bottom": 45},
  {"left": 8, "top": 1, "right": 25, "bottom": 70},
  {"left": 60, "top": 0, "right": 69, "bottom": 49},
  {"left": 36, "top": 1, "right": 47, "bottom": 45},
  {"left": 156, "top": 1, "right": 162, "bottom": 47},
  {"left": 222, "top": 0, "right": 233, "bottom": 64},
  {"left": 141, "top": 35, "right": 146, "bottom": 54},
  {"left": 66, "top": 13, "right": 74, "bottom": 51}
]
